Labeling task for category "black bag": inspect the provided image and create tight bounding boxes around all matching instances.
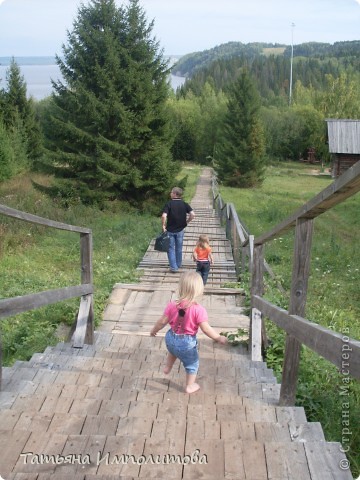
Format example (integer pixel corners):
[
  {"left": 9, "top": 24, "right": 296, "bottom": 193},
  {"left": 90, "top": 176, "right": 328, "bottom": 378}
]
[{"left": 154, "top": 231, "right": 170, "bottom": 252}]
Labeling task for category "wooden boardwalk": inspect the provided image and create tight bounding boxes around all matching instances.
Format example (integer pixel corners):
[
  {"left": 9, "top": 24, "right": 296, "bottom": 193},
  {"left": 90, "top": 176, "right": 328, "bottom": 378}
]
[
  {"left": 102, "top": 167, "right": 247, "bottom": 337},
  {"left": 0, "top": 168, "right": 353, "bottom": 479}
]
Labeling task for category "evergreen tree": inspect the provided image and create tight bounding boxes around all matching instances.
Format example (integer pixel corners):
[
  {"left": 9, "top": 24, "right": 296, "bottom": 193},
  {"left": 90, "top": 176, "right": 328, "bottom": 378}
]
[
  {"left": 42, "top": 0, "right": 176, "bottom": 206},
  {"left": 2, "top": 58, "right": 42, "bottom": 162},
  {"left": 0, "top": 112, "right": 28, "bottom": 181},
  {"left": 216, "top": 70, "right": 266, "bottom": 187}
]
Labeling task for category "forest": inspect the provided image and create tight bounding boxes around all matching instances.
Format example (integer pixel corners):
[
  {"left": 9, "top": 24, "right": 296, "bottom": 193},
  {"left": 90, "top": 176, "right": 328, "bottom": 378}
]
[{"left": 2, "top": 14, "right": 360, "bottom": 193}]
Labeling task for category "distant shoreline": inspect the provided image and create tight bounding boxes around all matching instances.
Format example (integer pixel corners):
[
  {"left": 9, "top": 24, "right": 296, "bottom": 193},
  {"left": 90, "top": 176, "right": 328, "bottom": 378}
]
[{"left": 0, "top": 58, "right": 185, "bottom": 100}]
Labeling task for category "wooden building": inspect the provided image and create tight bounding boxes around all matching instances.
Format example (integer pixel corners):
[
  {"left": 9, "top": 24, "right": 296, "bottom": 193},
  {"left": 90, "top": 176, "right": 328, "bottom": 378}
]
[{"left": 326, "top": 119, "right": 360, "bottom": 177}]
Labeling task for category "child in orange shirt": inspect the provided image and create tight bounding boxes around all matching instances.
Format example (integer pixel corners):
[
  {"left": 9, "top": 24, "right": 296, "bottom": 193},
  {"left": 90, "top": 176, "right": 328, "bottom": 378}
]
[{"left": 192, "top": 234, "right": 213, "bottom": 285}]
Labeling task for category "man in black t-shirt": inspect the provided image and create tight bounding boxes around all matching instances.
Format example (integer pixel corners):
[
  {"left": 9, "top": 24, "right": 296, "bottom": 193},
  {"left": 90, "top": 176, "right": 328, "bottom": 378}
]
[{"left": 162, "top": 187, "right": 195, "bottom": 272}]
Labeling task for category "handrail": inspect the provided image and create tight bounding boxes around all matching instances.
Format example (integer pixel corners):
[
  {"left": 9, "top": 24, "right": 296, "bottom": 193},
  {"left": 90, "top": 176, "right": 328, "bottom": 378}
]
[
  {"left": 0, "top": 205, "right": 94, "bottom": 388},
  {"left": 211, "top": 162, "right": 360, "bottom": 405},
  {"left": 0, "top": 284, "right": 93, "bottom": 319},
  {"left": 252, "top": 295, "right": 360, "bottom": 379},
  {"left": 0, "top": 204, "right": 91, "bottom": 234},
  {"left": 253, "top": 159, "right": 360, "bottom": 246}
]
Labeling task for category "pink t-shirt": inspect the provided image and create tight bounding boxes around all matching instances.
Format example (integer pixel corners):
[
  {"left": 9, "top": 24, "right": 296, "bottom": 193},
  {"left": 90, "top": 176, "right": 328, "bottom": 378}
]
[{"left": 164, "top": 301, "right": 208, "bottom": 336}]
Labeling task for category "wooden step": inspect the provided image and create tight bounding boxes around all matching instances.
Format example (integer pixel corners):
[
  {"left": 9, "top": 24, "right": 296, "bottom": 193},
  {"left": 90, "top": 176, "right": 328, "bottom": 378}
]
[
  {"left": 0, "top": 406, "right": 326, "bottom": 443},
  {"left": 0, "top": 432, "right": 351, "bottom": 479}
]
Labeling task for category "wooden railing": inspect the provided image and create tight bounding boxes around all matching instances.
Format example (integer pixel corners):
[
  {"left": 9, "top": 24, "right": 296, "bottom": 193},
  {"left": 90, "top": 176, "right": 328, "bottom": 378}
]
[
  {"left": 212, "top": 161, "right": 360, "bottom": 405},
  {"left": 0, "top": 205, "right": 94, "bottom": 387}
]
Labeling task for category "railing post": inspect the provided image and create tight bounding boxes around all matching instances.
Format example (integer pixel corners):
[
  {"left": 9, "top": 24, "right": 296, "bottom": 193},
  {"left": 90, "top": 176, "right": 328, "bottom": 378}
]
[
  {"left": 80, "top": 232, "right": 94, "bottom": 344},
  {"left": 250, "top": 244, "right": 265, "bottom": 360},
  {"left": 233, "top": 222, "right": 240, "bottom": 277},
  {"left": 280, "top": 217, "right": 314, "bottom": 405},
  {"left": 225, "top": 203, "right": 231, "bottom": 242},
  {"left": 248, "top": 235, "right": 254, "bottom": 274},
  {"left": 0, "top": 330, "right": 2, "bottom": 389}
]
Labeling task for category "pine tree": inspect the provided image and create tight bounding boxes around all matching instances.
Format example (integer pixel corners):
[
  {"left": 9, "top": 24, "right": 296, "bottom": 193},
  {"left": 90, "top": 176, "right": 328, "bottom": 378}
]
[
  {"left": 216, "top": 70, "right": 266, "bottom": 187},
  {"left": 3, "top": 58, "right": 42, "bottom": 162},
  {"left": 43, "top": 0, "right": 176, "bottom": 206}
]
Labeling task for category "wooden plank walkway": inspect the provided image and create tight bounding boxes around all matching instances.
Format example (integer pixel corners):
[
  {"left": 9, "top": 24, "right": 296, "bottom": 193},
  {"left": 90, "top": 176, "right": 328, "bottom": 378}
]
[
  {"left": 102, "top": 167, "right": 247, "bottom": 337},
  {"left": 0, "top": 168, "right": 353, "bottom": 479}
]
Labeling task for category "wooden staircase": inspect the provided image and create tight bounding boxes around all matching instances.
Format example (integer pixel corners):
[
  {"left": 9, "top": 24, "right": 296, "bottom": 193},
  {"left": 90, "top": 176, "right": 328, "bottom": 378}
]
[
  {"left": 0, "top": 168, "right": 352, "bottom": 479},
  {"left": 0, "top": 333, "right": 351, "bottom": 479}
]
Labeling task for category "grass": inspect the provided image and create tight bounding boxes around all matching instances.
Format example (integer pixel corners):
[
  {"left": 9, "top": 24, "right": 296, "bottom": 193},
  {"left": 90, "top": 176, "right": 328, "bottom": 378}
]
[
  {"left": 262, "top": 47, "right": 286, "bottom": 56},
  {"left": 0, "top": 162, "right": 201, "bottom": 365},
  {"left": 219, "top": 160, "right": 360, "bottom": 477}
]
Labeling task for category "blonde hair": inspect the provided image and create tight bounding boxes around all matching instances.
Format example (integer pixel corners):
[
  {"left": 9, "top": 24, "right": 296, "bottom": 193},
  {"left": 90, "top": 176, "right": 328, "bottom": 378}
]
[
  {"left": 176, "top": 271, "right": 204, "bottom": 307},
  {"left": 197, "top": 234, "right": 210, "bottom": 249}
]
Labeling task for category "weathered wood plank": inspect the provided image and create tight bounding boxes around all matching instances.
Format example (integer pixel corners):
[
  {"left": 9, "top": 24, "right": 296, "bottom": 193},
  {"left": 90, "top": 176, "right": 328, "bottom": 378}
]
[
  {"left": 304, "top": 441, "right": 354, "bottom": 479},
  {"left": 13, "top": 432, "right": 68, "bottom": 475},
  {"left": 252, "top": 295, "right": 360, "bottom": 379},
  {"left": 255, "top": 422, "right": 291, "bottom": 442},
  {"left": 140, "top": 437, "right": 184, "bottom": 479},
  {"left": 220, "top": 421, "right": 255, "bottom": 441},
  {"left": 82, "top": 415, "right": 120, "bottom": 435},
  {"left": 0, "top": 430, "right": 31, "bottom": 477},
  {"left": 0, "top": 284, "right": 93, "bottom": 320},
  {"left": 251, "top": 308, "right": 262, "bottom": 362},
  {"left": 39, "top": 395, "right": 73, "bottom": 414},
  {"left": 184, "top": 438, "right": 224, "bottom": 479},
  {"left": 96, "top": 435, "right": 144, "bottom": 477},
  {"left": 72, "top": 295, "right": 93, "bottom": 348},
  {"left": 224, "top": 440, "right": 267, "bottom": 480},
  {"left": 250, "top": 243, "right": 266, "bottom": 361},
  {"left": 48, "top": 413, "right": 85, "bottom": 434},
  {"left": 14, "top": 411, "right": 53, "bottom": 432},
  {"left": 288, "top": 422, "right": 325, "bottom": 442},
  {"left": 280, "top": 217, "right": 314, "bottom": 405},
  {"left": 265, "top": 441, "right": 311, "bottom": 479},
  {"left": 7, "top": 474, "right": 40, "bottom": 480},
  {"left": 0, "top": 203, "right": 91, "bottom": 233}
]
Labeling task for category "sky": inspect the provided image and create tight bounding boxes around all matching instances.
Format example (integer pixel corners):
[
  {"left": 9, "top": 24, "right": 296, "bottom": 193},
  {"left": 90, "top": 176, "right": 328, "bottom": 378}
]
[{"left": 0, "top": 0, "right": 359, "bottom": 57}]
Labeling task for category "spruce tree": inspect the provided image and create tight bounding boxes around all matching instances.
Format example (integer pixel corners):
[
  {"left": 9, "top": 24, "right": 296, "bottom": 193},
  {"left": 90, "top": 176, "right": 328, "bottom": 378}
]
[
  {"left": 216, "top": 70, "right": 266, "bottom": 187},
  {"left": 43, "top": 0, "right": 176, "bottom": 206},
  {"left": 3, "top": 59, "right": 42, "bottom": 162}
]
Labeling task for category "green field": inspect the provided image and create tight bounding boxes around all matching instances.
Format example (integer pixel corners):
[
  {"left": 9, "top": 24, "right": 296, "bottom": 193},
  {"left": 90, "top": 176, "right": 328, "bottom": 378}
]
[
  {"left": 262, "top": 47, "right": 286, "bottom": 56},
  {"left": 219, "top": 160, "right": 359, "bottom": 476}
]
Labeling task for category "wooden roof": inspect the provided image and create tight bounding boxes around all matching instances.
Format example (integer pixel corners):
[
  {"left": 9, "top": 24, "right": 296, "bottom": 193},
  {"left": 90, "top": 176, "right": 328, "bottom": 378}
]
[{"left": 326, "top": 119, "right": 360, "bottom": 154}]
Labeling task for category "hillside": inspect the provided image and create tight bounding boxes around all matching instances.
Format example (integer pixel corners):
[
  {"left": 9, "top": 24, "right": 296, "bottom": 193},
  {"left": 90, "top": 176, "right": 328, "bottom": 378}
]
[
  {"left": 172, "top": 41, "right": 286, "bottom": 77},
  {"left": 172, "top": 40, "right": 360, "bottom": 78}
]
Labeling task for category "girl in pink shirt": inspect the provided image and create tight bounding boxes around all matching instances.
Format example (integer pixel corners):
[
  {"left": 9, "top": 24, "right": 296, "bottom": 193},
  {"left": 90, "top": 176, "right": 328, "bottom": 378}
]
[{"left": 150, "top": 271, "right": 227, "bottom": 393}]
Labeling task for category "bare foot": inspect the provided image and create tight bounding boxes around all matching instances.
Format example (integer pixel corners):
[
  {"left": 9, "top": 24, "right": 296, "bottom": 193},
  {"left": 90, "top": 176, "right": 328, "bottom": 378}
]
[
  {"left": 185, "top": 383, "right": 200, "bottom": 394},
  {"left": 163, "top": 365, "right": 172, "bottom": 374}
]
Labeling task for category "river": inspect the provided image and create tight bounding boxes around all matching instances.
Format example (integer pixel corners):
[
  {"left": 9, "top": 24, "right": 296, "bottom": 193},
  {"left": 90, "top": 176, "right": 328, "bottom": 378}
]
[{"left": 0, "top": 60, "right": 186, "bottom": 100}]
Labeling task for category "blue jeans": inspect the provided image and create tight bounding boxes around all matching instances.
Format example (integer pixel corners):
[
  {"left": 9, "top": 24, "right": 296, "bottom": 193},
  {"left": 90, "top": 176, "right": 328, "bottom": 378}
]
[
  {"left": 167, "top": 229, "right": 185, "bottom": 271},
  {"left": 165, "top": 329, "right": 199, "bottom": 374},
  {"left": 196, "top": 261, "right": 211, "bottom": 285}
]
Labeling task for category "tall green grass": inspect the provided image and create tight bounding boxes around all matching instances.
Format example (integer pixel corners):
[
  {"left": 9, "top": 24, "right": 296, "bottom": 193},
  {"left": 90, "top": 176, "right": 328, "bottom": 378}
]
[
  {"left": 0, "top": 163, "right": 201, "bottom": 365},
  {"left": 220, "top": 161, "right": 360, "bottom": 477}
]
